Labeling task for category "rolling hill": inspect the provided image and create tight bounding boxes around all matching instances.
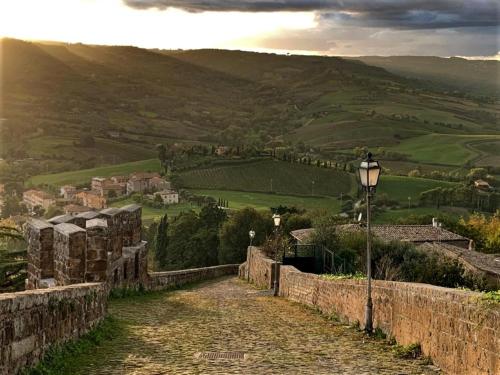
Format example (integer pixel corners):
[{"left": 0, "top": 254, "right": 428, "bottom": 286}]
[
  {"left": 351, "top": 56, "right": 500, "bottom": 97},
  {"left": 2, "top": 38, "right": 499, "bottom": 175}
]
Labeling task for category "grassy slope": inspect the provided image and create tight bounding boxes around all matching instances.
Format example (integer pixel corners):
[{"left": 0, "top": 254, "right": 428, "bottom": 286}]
[
  {"left": 28, "top": 159, "right": 160, "bottom": 187},
  {"left": 389, "top": 134, "right": 500, "bottom": 165},
  {"left": 189, "top": 189, "right": 341, "bottom": 213},
  {"left": 177, "top": 159, "right": 354, "bottom": 197},
  {"left": 111, "top": 197, "right": 199, "bottom": 224},
  {"left": 378, "top": 175, "right": 457, "bottom": 203},
  {"left": 374, "top": 206, "right": 470, "bottom": 224}
]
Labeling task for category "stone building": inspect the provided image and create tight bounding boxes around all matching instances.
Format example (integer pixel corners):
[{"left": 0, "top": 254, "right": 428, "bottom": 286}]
[
  {"left": 91, "top": 177, "right": 126, "bottom": 197},
  {"left": 25, "top": 204, "right": 148, "bottom": 290},
  {"left": 126, "top": 172, "right": 168, "bottom": 194},
  {"left": 76, "top": 191, "right": 107, "bottom": 210},
  {"left": 23, "top": 189, "right": 57, "bottom": 211},
  {"left": 60, "top": 185, "right": 77, "bottom": 200},
  {"left": 291, "top": 223, "right": 470, "bottom": 249}
]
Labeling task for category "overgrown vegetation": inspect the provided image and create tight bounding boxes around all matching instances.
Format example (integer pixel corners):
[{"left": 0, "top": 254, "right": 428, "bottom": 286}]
[
  {"left": 392, "top": 343, "right": 422, "bottom": 359},
  {"left": 311, "top": 218, "right": 491, "bottom": 290},
  {"left": 24, "top": 317, "right": 122, "bottom": 375}
]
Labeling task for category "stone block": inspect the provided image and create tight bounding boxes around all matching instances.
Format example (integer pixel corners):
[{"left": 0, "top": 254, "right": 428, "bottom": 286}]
[
  {"left": 26, "top": 219, "right": 55, "bottom": 289},
  {"left": 53, "top": 223, "right": 87, "bottom": 286}
]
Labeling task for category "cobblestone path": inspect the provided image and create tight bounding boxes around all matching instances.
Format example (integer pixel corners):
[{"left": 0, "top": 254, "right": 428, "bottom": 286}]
[{"left": 76, "top": 277, "right": 440, "bottom": 374}]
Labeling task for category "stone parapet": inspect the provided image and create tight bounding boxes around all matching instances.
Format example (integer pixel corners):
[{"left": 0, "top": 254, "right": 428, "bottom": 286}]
[
  {"left": 26, "top": 220, "right": 54, "bottom": 290},
  {"left": 53, "top": 223, "right": 87, "bottom": 286},
  {"left": 121, "top": 204, "right": 142, "bottom": 246},
  {"left": 0, "top": 283, "right": 107, "bottom": 375},
  {"left": 85, "top": 220, "right": 109, "bottom": 283},
  {"left": 148, "top": 264, "right": 239, "bottom": 291},
  {"left": 98, "top": 208, "right": 125, "bottom": 261},
  {"left": 244, "top": 247, "right": 280, "bottom": 289},
  {"left": 279, "top": 265, "right": 500, "bottom": 375}
]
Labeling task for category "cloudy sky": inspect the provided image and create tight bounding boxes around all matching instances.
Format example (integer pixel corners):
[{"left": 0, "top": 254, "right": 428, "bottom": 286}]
[{"left": 0, "top": 0, "right": 498, "bottom": 57}]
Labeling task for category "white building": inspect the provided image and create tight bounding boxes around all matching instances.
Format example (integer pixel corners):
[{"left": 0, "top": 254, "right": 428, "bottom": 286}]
[{"left": 155, "top": 190, "right": 179, "bottom": 205}]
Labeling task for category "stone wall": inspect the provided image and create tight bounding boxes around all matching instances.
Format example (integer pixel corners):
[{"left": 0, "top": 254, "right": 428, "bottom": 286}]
[
  {"left": 245, "top": 247, "right": 280, "bottom": 289},
  {"left": 53, "top": 223, "right": 87, "bottom": 286},
  {"left": 25, "top": 220, "right": 54, "bottom": 290},
  {"left": 148, "top": 264, "right": 239, "bottom": 291},
  {"left": 0, "top": 283, "right": 107, "bottom": 375},
  {"left": 279, "top": 265, "right": 500, "bottom": 375}
]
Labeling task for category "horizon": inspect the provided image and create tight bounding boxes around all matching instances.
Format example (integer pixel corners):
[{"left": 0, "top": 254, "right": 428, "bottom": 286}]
[
  {"left": 2, "top": 36, "right": 500, "bottom": 61},
  {"left": 0, "top": 0, "right": 498, "bottom": 59}
]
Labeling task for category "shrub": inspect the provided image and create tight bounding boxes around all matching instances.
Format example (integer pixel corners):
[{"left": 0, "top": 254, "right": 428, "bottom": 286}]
[{"left": 393, "top": 343, "right": 422, "bottom": 359}]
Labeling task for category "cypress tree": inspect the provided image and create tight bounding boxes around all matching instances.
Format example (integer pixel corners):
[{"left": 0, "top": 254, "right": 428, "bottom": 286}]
[{"left": 154, "top": 214, "right": 169, "bottom": 269}]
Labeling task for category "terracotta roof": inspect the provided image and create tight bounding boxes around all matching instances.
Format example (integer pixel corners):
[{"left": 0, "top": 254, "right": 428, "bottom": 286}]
[
  {"left": 417, "top": 242, "right": 500, "bottom": 277},
  {"left": 23, "top": 189, "right": 55, "bottom": 200},
  {"left": 291, "top": 224, "right": 468, "bottom": 244}
]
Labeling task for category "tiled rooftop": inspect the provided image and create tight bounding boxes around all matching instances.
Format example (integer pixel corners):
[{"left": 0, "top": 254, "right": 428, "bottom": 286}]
[{"left": 290, "top": 224, "right": 469, "bottom": 244}]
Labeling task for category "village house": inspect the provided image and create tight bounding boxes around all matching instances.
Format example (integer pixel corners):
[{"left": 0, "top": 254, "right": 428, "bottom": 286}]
[
  {"left": 22, "top": 190, "right": 57, "bottom": 211},
  {"left": 60, "top": 185, "right": 77, "bottom": 200},
  {"left": 91, "top": 177, "right": 126, "bottom": 197},
  {"left": 155, "top": 190, "right": 179, "bottom": 205},
  {"left": 75, "top": 191, "right": 107, "bottom": 210},
  {"left": 291, "top": 220, "right": 471, "bottom": 249},
  {"left": 126, "top": 172, "right": 169, "bottom": 194}
]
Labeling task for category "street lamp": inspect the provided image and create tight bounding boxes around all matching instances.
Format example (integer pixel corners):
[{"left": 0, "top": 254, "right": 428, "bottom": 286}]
[
  {"left": 247, "top": 230, "right": 256, "bottom": 282},
  {"left": 358, "top": 152, "right": 381, "bottom": 333},
  {"left": 272, "top": 213, "right": 281, "bottom": 296}
]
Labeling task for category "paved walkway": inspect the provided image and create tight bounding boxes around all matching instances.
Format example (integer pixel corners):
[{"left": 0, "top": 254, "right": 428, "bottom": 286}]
[{"left": 75, "top": 277, "right": 440, "bottom": 374}]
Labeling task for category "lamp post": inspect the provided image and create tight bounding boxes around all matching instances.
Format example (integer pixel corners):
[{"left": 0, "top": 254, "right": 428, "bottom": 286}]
[
  {"left": 272, "top": 213, "right": 281, "bottom": 296},
  {"left": 247, "top": 230, "right": 256, "bottom": 281},
  {"left": 358, "top": 152, "right": 381, "bottom": 333}
]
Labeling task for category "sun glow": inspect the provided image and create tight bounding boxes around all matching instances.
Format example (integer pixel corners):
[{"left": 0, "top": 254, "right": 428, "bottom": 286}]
[{"left": 0, "top": 0, "right": 316, "bottom": 50}]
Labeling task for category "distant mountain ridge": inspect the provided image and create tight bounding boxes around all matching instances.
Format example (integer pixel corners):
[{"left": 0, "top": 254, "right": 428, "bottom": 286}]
[{"left": 351, "top": 56, "right": 500, "bottom": 96}]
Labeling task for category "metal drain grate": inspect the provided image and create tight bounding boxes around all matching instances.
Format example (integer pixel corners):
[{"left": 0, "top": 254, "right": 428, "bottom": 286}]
[{"left": 194, "top": 352, "right": 246, "bottom": 360}]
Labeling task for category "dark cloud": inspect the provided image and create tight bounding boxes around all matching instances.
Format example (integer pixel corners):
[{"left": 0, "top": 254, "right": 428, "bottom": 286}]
[{"left": 123, "top": 0, "right": 499, "bottom": 29}]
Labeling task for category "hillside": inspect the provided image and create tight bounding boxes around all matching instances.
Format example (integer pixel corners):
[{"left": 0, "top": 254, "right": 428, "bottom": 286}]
[
  {"left": 2, "top": 39, "right": 499, "bottom": 176},
  {"left": 176, "top": 159, "right": 354, "bottom": 197},
  {"left": 352, "top": 56, "right": 500, "bottom": 97}
]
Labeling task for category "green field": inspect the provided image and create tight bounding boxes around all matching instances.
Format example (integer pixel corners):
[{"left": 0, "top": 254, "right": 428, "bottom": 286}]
[
  {"left": 378, "top": 175, "right": 457, "bottom": 203},
  {"left": 111, "top": 197, "right": 199, "bottom": 224},
  {"left": 389, "top": 134, "right": 500, "bottom": 166},
  {"left": 190, "top": 189, "right": 342, "bottom": 213},
  {"left": 28, "top": 159, "right": 161, "bottom": 187},
  {"left": 111, "top": 190, "right": 342, "bottom": 223},
  {"left": 178, "top": 159, "right": 354, "bottom": 197},
  {"left": 26, "top": 136, "right": 156, "bottom": 164},
  {"left": 374, "top": 206, "right": 471, "bottom": 224}
]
